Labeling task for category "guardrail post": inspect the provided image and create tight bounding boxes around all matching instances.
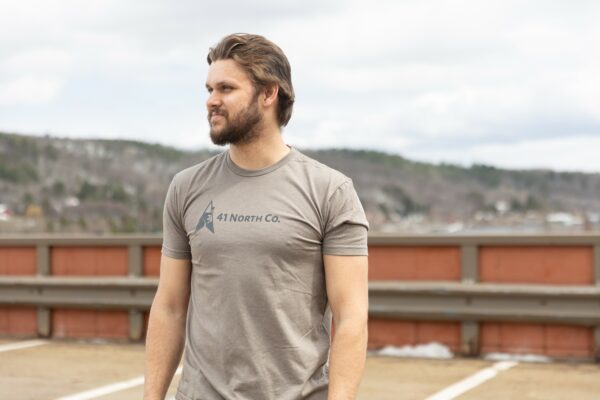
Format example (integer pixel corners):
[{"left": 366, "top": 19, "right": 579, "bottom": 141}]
[
  {"left": 36, "top": 244, "right": 51, "bottom": 338},
  {"left": 461, "top": 244, "right": 479, "bottom": 356},
  {"left": 595, "top": 326, "right": 600, "bottom": 363},
  {"left": 594, "top": 245, "right": 600, "bottom": 361},
  {"left": 461, "top": 321, "right": 479, "bottom": 357},
  {"left": 129, "top": 244, "right": 143, "bottom": 277},
  {"left": 128, "top": 244, "right": 144, "bottom": 341},
  {"left": 461, "top": 244, "right": 478, "bottom": 283}
]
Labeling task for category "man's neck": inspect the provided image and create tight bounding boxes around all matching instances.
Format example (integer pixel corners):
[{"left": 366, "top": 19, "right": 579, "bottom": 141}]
[{"left": 228, "top": 125, "right": 290, "bottom": 170}]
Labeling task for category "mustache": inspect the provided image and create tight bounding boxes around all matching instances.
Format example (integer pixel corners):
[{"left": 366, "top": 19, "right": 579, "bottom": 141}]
[{"left": 207, "top": 109, "right": 227, "bottom": 120}]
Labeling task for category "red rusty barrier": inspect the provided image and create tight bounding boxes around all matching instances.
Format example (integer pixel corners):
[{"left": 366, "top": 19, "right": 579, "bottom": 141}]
[{"left": 0, "top": 234, "right": 599, "bottom": 361}]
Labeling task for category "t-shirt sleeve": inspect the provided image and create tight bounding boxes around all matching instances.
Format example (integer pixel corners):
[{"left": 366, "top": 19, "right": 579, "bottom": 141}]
[
  {"left": 322, "top": 179, "right": 370, "bottom": 256},
  {"left": 161, "top": 175, "right": 192, "bottom": 259}
]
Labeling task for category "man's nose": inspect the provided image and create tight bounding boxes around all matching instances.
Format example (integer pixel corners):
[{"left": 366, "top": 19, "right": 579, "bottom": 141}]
[{"left": 206, "top": 92, "right": 221, "bottom": 109}]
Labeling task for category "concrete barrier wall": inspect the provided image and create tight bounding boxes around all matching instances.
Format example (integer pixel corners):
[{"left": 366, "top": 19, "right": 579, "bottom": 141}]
[
  {"left": 478, "top": 245, "right": 595, "bottom": 358},
  {"left": 0, "top": 246, "right": 36, "bottom": 336},
  {"left": 367, "top": 245, "right": 463, "bottom": 353},
  {"left": 0, "top": 234, "right": 599, "bottom": 361},
  {"left": 366, "top": 235, "right": 600, "bottom": 361}
]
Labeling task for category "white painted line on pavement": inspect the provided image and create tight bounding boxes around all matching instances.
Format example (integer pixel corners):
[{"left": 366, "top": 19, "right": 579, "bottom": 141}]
[
  {"left": 424, "top": 361, "right": 518, "bottom": 400},
  {"left": 0, "top": 339, "right": 49, "bottom": 353},
  {"left": 55, "top": 366, "right": 183, "bottom": 400}
]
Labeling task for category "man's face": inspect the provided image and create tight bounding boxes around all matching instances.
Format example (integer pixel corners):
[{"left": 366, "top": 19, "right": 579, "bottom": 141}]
[{"left": 205, "top": 59, "right": 263, "bottom": 146}]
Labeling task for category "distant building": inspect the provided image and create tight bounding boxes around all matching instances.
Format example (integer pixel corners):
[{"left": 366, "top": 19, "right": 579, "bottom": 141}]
[
  {"left": 0, "top": 204, "right": 11, "bottom": 221},
  {"left": 546, "top": 212, "right": 582, "bottom": 226},
  {"left": 64, "top": 196, "right": 81, "bottom": 207},
  {"left": 495, "top": 200, "right": 509, "bottom": 214},
  {"left": 25, "top": 204, "right": 43, "bottom": 218}
]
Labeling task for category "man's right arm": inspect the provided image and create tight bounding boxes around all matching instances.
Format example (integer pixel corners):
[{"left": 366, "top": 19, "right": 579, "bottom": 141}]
[{"left": 143, "top": 254, "right": 192, "bottom": 400}]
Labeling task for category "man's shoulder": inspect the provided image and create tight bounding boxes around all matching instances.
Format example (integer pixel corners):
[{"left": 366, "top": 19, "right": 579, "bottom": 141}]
[
  {"left": 289, "top": 148, "right": 351, "bottom": 188},
  {"left": 171, "top": 150, "right": 226, "bottom": 185}
]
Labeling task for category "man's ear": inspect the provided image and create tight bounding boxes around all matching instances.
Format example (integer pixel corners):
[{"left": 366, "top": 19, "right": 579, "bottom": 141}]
[{"left": 262, "top": 84, "right": 279, "bottom": 107}]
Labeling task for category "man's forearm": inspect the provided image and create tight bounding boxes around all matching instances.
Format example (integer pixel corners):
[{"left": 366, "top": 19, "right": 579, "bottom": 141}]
[
  {"left": 327, "top": 319, "right": 368, "bottom": 400},
  {"left": 143, "top": 304, "right": 187, "bottom": 400}
]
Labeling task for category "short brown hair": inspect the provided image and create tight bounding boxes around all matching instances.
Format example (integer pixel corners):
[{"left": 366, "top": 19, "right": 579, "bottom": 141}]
[{"left": 207, "top": 33, "right": 295, "bottom": 127}]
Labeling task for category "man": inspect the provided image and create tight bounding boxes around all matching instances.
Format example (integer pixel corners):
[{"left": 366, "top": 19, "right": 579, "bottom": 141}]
[{"left": 144, "top": 33, "right": 370, "bottom": 400}]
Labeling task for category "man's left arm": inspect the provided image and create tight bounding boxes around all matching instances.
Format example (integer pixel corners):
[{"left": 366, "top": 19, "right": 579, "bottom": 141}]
[{"left": 324, "top": 254, "right": 369, "bottom": 400}]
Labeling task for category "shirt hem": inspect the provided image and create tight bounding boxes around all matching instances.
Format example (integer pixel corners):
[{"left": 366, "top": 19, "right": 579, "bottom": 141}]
[
  {"left": 322, "top": 246, "right": 368, "bottom": 256},
  {"left": 161, "top": 246, "right": 192, "bottom": 260},
  {"left": 175, "top": 389, "right": 192, "bottom": 400}
]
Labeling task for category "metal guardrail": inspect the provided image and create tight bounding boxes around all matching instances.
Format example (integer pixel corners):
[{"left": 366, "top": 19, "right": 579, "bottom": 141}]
[
  {"left": 1, "top": 277, "right": 598, "bottom": 325},
  {"left": 369, "top": 281, "right": 600, "bottom": 325},
  {"left": 1, "top": 232, "right": 600, "bottom": 244},
  {"left": 0, "top": 276, "right": 157, "bottom": 309}
]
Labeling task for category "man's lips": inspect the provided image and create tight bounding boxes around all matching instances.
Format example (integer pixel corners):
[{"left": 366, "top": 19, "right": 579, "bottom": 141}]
[
  {"left": 209, "top": 112, "right": 225, "bottom": 124},
  {"left": 210, "top": 110, "right": 223, "bottom": 116}
]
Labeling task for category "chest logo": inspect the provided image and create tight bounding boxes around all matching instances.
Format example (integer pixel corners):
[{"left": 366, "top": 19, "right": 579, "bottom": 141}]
[
  {"left": 195, "top": 200, "right": 215, "bottom": 233},
  {"left": 195, "top": 200, "right": 282, "bottom": 234}
]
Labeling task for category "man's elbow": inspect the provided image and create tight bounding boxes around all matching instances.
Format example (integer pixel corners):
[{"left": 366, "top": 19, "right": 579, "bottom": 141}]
[
  {"left": 150, "top": 292, "right": 189, "bottom": 320},
  {"left": 334, "top": 314, "right": 368, "bottom": 335}
]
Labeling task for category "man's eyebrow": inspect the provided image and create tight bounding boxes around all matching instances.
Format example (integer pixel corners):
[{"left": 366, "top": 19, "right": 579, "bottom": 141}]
[{"left": 205, "top": 80, "right": 237, "bottom": 89}]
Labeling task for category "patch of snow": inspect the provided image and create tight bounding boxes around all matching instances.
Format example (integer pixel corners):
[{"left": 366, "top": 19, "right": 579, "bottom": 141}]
[
  {"left": 483, "top": 352, "right": 551, "bottom": 363},
  {"left": 370, "top": 342, "right": 454, "bottom": 359}
]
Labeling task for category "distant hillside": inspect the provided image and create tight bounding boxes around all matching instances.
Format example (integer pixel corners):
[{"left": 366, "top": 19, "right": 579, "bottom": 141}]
[{"left": 1, "top": 131, "right": 600, "bottom": 234}]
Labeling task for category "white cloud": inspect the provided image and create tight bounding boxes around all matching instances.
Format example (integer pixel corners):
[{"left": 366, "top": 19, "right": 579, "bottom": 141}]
[
  {"left": 0, "top": 76, "right": 64, "bottom": 106},
  {"left": 1, "top": 48, "right": 72, "bottom": 73},
  {"left": 409, "top": 135, "right": 600, "bottom": 173},
  {"left": 1, "top": 0, "right": 600, "bottom": 172}
]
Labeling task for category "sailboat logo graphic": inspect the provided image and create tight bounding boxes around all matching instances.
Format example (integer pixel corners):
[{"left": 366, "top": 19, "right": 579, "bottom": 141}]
[{"left": 196, "top": 200, "right": 215, "bottom": 233}]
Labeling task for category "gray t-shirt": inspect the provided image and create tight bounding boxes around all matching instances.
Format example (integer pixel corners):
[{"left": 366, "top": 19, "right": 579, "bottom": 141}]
[{"left": 161, "top": 145, "right": 369, "bottom": 400}]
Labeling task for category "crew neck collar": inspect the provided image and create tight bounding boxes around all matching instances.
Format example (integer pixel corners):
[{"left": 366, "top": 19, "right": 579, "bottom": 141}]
[{"left": 226, "top": 145, "right": 296, "bottom": 177}]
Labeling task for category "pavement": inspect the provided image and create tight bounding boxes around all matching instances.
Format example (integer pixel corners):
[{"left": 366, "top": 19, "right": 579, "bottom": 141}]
[{"left": 1, "top": 338, "right": 599, "bottom": 400}]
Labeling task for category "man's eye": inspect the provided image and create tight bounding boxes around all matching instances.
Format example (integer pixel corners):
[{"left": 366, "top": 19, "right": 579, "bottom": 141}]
[{"left": 222, "top": 86, "right": 232, "bottom": 91}]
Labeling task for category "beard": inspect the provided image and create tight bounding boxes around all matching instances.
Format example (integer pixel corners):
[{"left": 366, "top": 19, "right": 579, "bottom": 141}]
[{"left": 209, "top": 93, "right": 263, "bottom": 146}]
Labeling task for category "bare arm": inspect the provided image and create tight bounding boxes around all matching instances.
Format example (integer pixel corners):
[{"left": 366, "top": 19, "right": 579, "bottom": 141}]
[
  {"left": 324, "top": 254, "right": 369, "bottom": 400},
  {"left": 143, "top": 254, "right": 192, "bottom": 400}
]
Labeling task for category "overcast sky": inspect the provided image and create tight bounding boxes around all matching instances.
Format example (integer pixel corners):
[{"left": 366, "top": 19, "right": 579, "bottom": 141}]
[{"left": 1, "top": 0, "right": 599, "bottom": 172}]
